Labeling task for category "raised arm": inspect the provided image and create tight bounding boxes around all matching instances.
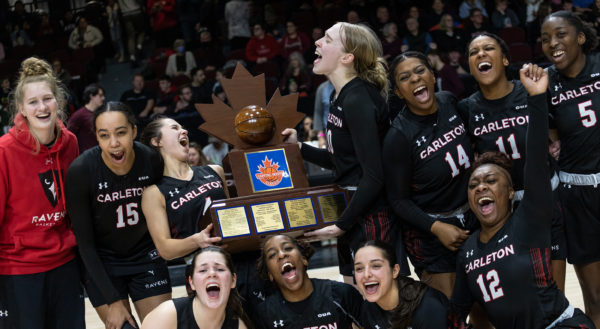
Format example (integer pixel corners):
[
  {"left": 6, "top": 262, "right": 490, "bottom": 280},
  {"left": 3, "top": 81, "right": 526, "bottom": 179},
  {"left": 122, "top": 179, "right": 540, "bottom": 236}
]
[{"left": 517, "top": 64, "right": 552, "bottom": 242}]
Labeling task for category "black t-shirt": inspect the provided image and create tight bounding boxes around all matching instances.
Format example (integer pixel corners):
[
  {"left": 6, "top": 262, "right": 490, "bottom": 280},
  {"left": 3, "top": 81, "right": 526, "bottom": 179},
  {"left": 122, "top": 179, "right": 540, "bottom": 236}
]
[
  {"left": 383, "top": 91, "right": 474, "bottom": 232},
  {"left": 120, "top": 88, "right": 156, "bottom": 117},
  {"left": 173, "top": 297, "right": 239, "bottom": 329},
  {"left": 547, "top": 52, "right": 600, "bottom": 174},
  {"left": 451, "top": 94, "right": 570, "bottom": 328},
  {"left": 256, "top": 279, "right": 363, "bottom": 329},
  {"left": 66, "top": 142, "right": 163, "bottom": 304},
  {"left": 156, "top": 166, "right": 227, "bottom": 240},
  {"left": 301, "top": 77, "right": 389, "bottom": 231},
  {"left": 360, "top": 287, "right": 449, "bottom": 329}
]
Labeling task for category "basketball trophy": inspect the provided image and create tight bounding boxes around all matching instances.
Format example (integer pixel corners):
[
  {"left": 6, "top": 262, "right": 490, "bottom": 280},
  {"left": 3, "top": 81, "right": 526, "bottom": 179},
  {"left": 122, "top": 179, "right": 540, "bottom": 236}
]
[{"left": 196, "top": 62, "right": 348, "bottom": 252}]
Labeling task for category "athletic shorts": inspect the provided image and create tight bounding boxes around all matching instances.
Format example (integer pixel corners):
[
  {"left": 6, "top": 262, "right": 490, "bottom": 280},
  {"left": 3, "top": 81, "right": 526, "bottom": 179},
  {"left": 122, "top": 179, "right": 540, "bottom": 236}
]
[
  {"left": 558, "top": 184, "right": 600, "bottom": 265},
  {"left": 83, "top": 257, "right": 172, "bottom": 307},
  {"left": 513, "top": 189, "right": 567, "bottom": 261},
  {"left": 0, "top": 259, "right": 85, "bottom": 329},
  {"left": 554, "top": 308, "right": 595, "bottom": 328},
  {"left": 403, "top": 211, "right": 478, "bottom": 276},
  {"left": 338, "top": 206, "right": 410, "bottom": 277}
]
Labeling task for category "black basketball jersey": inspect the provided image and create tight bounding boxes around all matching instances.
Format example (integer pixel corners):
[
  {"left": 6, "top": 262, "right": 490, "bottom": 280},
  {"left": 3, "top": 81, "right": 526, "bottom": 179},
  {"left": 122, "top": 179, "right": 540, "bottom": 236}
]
[
  {"left": 301, "top": 77, "right": 390, "bottom": 230},
  {"left": 383, "top": 92, "right": 473, "bottom": 231},
  {"left": 360, "top": 287, "right": 449, "bottom": 329},
  {"left": 256, "top": 279, "right": 363, "bottom": 329},
  {"left": 451, "top": 94, "right": 570, "bottom": 328},
  {"left": 66, "top": 142, "right": 163, "bottom": 268},
  {"left": 547, "top": 52, "right": 600, "bottom": 174},
  {"left": 173, "top": 297, "right": 239, "bottom": 329},
  {"left": 459, "top": 81, "right": 530, "bottom": 190},
  {"left": 156, "top": 166, "right": 227, "bottom": 240}
]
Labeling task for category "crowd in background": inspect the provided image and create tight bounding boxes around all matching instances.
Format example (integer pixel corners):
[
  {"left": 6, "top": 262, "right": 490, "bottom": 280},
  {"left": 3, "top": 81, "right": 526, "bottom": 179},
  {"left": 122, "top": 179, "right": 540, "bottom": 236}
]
[{"left": 0, "top": 0, "right": 599, "bottom": 161}]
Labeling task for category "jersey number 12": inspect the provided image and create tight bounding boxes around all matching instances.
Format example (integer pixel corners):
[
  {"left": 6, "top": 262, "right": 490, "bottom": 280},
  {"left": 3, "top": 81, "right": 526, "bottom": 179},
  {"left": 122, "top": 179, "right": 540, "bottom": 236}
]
[
  {"left": 116, "top": 203, "right": 140, "bottom": 228},
  {"left": 476, "top": 269, "right": 504, "bottom": 302}
]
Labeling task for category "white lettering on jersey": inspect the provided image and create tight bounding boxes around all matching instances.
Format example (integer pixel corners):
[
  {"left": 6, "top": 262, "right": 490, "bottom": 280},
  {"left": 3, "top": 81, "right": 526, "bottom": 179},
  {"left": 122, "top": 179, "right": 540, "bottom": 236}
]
[
  {"left": 31, "top": 211, "right": 66, "bottom": 226},
  {"left": 327, "top": 113, "right": 343, "bottom": 128},
  {"left": 170, "top": 181, "right": 223, "bottom": 210},
  {"left": 465, "top": 244, "right": 515, "bottom": 274},
  {"left": 419, "top": 124, "right": 467, "bottom": 159},
  {"left": 551, "top": 81, "right": 600, "bottom": 105},
  {"left": 303, "top": 323, "right": 338, "bottom": 329},
  {"left": 473, "top": 116, "right": 529, "bottom": 136},
  {"left": 97, "top": 187, "right": 144, "bottom": 203}
]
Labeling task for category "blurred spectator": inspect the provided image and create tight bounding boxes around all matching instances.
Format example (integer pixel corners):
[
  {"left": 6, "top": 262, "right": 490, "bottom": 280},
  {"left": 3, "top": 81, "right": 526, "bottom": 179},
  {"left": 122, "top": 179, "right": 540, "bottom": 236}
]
[
  {"left": 59, "top": 9, "right": 77, "bottom": 36},
  {"left": 166, "top": 39, "right": 197, "bottom": 77},
  {"left": 106, "top": 0, "right": 125, "bottom": 63},
  {"left": 8, "top": 1, "right": 34, "bottom": 33},
  {"left": 279, "top": 52, "right": 311, "bottom": 93},
  {"left": 245, "top": 22, "right": 280, "bottom": 64},
  {"left": 305, "top": 26, "right": 323, "bottom": 65},
  {"left": 431, "top": 14, "right": 466, "bottom": 54},
  {"left": 491, "top": 0, "right": 520, "bottom": 29},
  {"left": 401, "top": 17, "right": 437, "bottom": 53},
  {"left": 372, "top": 5, "right": 392, "bottom": 37},
  {"left": 312, "top": 80, "right": 333, "bottom": 148},
  {"left": 177, "top": 0, "right": 202, "bottom": 44},
  {"left": 286, "top": 78, "right": 312, "bottom": 114},
  {"left": 192, "top": 28, "right": 224, "bottom": 70},
  {"left": 427, "top": 50, "right": 465, "bottom": 98},
  {"left": 381, "top": 22, "right": 402, "bottom": 63},
  {"left": 279, "top": 21, "right": 311, "bottom": 60},
  {"left": 464, "top": 8, "right": 491, "bottom": 39},
  {"left": 68, "top": 17, "right": 103, "bottom": 50},
  {"left": 583, "top": 0, "right": 600, "bottom": 37},
  {"left": 459, "top": 0, "right": 488, "bottom": 20},
  {"left": 68, "top": 84, "right": 105, "bottom": 153},
  {"left": 153, "top": 75, "right": 177, "bottom": 115},
  {"left": 527, "top": 1, "right": 552, "bottom": 44},
  {"left": 147, "top": 0, "right": 178, "bottom": 48},
  {"left": 52, "top": 58, "right": 73, "bottom": 88},
  {"left": 0, "top": 76, "right": 11, "bottom": 110},
  {"left": 202, "top": 136, "right": 229, "bottom": 165},
  {"left": 190, "top": 67, "right": 214, "bottom": 104},
  {"left": 425, "top": 0, "right": 453, "bottom": 31},
  {"left": 298, "top": 116, "right": 317, "bottom": 142},
  {"left": 346, "top": 10, "right": 363, "bottom": 24},
  {"left": 562, "top": 0, "right": 576, "bottom": 12},
  {"left": 224, "top": 0, "right": 251, "bottom": 50},
  {"left": 188, "top": 142, "right": 209, "bottom": 166},
  {"left": 120, "top": 73, "right": 156, "bottom": 120},
  {"left": 573, "top": 0, "right": 594, "bottom": 13},
  {"left": 447, "top": 48, "right": 469, "bottom": 75},
  {"left": 35, "top": 12, "right": 56, "bottom": 40},
  {"left": 11, "top": 23, "right": 33, "bottom": 47},
  {"left": 118, "top": 0, "right": 146, "bottom": 63},
  {"left": 525, "top": 0, "right": 543, "bottom": 27}
]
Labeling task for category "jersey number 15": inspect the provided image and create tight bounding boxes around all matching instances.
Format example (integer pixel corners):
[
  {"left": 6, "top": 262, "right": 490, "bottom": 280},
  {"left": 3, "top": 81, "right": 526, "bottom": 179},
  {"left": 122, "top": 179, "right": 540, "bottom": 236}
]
[{"left": 116, "top": 203, "right": 140, "bottom": 228}]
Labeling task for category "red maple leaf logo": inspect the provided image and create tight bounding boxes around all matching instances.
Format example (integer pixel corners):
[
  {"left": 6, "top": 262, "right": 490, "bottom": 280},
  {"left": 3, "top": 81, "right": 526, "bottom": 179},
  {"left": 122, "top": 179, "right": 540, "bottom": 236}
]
[{"left": 256, "top": 156, "right": 284, "bottom": 186}]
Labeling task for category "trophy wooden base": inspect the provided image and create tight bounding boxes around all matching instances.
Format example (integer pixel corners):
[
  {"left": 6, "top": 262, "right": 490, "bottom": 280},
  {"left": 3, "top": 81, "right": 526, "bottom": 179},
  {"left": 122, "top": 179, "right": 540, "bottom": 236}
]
[{"left": 202, "top": 184, "right": 349, "bottom": 253}]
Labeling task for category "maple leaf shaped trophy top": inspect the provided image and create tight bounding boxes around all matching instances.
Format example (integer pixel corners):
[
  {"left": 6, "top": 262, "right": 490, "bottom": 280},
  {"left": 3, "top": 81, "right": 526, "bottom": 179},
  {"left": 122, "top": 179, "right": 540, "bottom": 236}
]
[{"left": 195, "top": 62, "right": 305, "bottom": 150}]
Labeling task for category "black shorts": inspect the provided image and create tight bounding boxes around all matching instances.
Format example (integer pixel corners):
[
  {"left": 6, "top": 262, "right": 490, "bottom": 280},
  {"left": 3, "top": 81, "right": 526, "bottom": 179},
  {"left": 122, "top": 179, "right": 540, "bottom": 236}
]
[
  {"left": 0, "top": 259, "right": 85, "bottom": 329},
  {"left": 83, "top": 257, "right": 172, "bottom": 307},
  {"left": 338, "top": 207, "right": 410, "bottom": 277},
  {"left": 555, "top": 308, "right": 595, "bottom": 328},
  {"left": 403, "top": 211, "right": 478, "bottom": 276},
  {"left": 558, "top": 184, "right": 600, "bottom": 265}
]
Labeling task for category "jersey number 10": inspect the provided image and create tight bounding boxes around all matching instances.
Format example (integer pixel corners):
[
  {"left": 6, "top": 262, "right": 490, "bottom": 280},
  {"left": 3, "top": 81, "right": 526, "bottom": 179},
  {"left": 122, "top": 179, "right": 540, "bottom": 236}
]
[{"left": 116, "top": 203, "right": 140, "bottom": 228}]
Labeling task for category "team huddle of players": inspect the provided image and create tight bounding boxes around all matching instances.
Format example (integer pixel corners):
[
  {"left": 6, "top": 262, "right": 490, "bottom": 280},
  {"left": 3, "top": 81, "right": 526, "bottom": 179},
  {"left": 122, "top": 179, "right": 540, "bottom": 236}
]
[{"left": 1, "top": 9, "right": 600, "bottom": 329}]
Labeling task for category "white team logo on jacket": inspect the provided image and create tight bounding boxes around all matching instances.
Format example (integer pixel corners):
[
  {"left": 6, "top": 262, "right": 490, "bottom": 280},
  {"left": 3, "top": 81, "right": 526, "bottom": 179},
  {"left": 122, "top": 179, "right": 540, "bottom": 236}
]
[
  {"left": 38, "top": 170, "right": 61, "bottom": 207},
  {"left": 273, "top": 320, "right": 284, "bottom": 327}
]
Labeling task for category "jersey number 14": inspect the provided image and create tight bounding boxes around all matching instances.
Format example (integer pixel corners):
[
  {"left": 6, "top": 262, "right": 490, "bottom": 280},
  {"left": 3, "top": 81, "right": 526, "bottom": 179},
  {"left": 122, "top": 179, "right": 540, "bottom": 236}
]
[
  {"left": 445, "top": 145, "right": 471, "bottom": 177},
  {"left": 116, "top": 203, "right": 140, "bottom": 228}
]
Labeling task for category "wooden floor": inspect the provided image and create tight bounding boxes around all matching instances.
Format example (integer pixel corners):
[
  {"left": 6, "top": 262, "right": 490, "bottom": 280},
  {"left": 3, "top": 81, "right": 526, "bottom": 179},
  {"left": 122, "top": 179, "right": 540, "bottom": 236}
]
[{"left": 85, "top": 264, "right": 585, "bottom": 328}]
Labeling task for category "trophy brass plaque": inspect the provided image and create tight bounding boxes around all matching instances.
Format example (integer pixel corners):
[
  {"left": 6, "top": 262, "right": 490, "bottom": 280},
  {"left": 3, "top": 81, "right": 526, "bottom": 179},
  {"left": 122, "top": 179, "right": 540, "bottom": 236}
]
[
  {"left": 284, "top": 197, "right": 317, "bottom": 228},
  {"left": 251, "top": 201, "right": 285, "bottom": 233},
  {"left": 318, "top": 193, "right": 347, "bottom": 223},
  {"left": 216, "top": 206, "right": 251, "bottom": 238}
]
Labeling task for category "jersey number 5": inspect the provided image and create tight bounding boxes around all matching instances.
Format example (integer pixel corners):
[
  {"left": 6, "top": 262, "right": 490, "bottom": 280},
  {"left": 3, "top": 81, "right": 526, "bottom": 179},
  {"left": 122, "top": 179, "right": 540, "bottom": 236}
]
[
  {"left": 116, "top": 203, "right": 140, "bottom": 228},
  {"left": 476, "top": 269, "right": 504, "bottom": 302},
  {"left": 445, "top": 145, "right": 471, "bottom": 177},
  {"left": 578, "top": 100, "right": 597, "bottom": 128}
]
